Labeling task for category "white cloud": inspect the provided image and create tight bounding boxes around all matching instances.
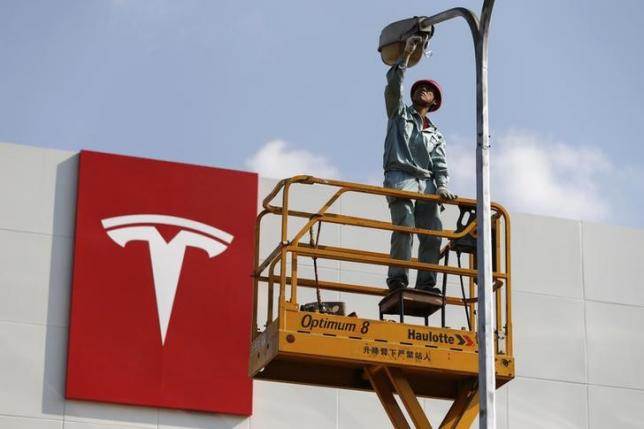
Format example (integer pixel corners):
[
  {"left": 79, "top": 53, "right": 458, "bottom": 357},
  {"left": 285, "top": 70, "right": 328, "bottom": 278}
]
[
  {"left": 245, "top": 140, "right": 340, "bottom": 179},
  {"left": 448, "top": 130, "right": 613, "bottom": 222}
]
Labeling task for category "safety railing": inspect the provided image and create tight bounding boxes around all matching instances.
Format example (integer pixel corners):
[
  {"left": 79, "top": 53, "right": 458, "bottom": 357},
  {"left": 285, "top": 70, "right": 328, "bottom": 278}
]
[{"left": 252, "top": 175, "right": 512, "bottom": 357}]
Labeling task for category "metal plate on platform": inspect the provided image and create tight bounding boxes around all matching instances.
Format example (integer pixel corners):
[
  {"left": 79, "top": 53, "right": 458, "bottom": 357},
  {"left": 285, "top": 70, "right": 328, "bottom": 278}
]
[{"left": 379, "top": 289, "right": 444, "bottom": 318}]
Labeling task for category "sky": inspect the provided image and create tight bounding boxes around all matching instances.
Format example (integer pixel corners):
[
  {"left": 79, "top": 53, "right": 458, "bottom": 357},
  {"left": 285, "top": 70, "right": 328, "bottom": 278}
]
[{"left": 1, "top": 0, "right": 643, "bottom": 228}]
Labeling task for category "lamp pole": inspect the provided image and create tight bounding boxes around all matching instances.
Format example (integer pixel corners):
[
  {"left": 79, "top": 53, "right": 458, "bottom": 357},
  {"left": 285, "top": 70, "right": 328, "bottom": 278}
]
[{"left": 420, "top": 1, "right": 496, "bottom": 427}]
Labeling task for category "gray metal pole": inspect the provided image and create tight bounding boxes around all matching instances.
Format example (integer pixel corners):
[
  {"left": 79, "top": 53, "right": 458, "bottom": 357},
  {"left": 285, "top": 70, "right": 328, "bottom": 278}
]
[
  {"left": 419, "top": 2, "right": 497, "bottom": 426},
  {"left": 475, "top": 1, "right": 496, "bottom": 428}
]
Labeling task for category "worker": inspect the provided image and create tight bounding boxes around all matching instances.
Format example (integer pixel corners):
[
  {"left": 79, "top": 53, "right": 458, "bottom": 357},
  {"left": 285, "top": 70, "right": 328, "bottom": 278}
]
[{"left": 383, "top": 35, "right": 457, "bottom": 294}]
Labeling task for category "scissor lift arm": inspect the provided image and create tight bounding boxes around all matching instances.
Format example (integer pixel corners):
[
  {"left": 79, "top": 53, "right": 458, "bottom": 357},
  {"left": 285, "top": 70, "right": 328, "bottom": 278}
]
[{"left": 366, "top": 365, "right": 480, "bottom": 429}]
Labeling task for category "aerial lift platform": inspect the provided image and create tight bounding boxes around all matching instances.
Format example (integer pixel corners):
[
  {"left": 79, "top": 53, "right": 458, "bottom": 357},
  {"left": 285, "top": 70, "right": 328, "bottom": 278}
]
[{"left": 250, "top": 176, "right": 514, "bottom": 428}]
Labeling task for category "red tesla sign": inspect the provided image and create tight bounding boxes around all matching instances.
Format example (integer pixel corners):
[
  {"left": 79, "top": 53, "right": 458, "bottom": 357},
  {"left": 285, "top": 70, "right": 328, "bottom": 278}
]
[{"left": 66, "top": 150, "right": 257, "bottom": 415}]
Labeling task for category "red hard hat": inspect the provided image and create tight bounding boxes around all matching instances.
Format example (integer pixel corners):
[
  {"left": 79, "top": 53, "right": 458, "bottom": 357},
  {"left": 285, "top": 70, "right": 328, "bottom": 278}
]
[{"left": 410, "top": 79, "right": 442, "bottom": 112}]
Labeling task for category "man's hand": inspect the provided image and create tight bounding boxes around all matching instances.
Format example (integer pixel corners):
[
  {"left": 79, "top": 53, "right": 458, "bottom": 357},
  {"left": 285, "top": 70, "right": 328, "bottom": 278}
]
[
  {"left": 437, "top": 186, "right": 457, "bottom": 200},
  {"left": 403, "top": 36, "right": 423, "bottom": 59}
]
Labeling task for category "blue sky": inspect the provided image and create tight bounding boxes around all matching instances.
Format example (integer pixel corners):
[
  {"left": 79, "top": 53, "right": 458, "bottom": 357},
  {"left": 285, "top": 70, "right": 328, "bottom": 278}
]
[{"left": 1, "top": 0, "right": 643, "bottom": 227}]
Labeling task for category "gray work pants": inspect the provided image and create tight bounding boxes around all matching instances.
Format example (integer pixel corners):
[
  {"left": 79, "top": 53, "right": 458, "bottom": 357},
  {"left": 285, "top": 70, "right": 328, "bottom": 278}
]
[{"left": 384, "top": 171, "right": 442, "bottom": 290}]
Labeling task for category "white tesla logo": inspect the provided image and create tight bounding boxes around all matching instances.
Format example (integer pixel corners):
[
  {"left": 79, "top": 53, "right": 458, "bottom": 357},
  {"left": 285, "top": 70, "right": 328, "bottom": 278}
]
[{"left": 101, "top": 214, "right": 234, "bottom": 345}]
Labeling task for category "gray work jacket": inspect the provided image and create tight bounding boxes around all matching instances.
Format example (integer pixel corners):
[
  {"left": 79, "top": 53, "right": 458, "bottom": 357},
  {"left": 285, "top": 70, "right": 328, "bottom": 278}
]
[{"left": 383, "top": 62, "right": 449, "bottom": 188}]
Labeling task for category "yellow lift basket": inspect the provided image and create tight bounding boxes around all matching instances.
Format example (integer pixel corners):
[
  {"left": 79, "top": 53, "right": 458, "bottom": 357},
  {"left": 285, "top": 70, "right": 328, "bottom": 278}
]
[{"left": 250, "top": 176, "right": 514, "bottom": 429}]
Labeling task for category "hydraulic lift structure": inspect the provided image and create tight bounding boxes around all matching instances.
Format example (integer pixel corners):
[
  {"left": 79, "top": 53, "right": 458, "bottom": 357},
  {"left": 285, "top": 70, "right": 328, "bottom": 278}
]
[{"left": 250, "top": 176, "right": 514, "bottom": 429}]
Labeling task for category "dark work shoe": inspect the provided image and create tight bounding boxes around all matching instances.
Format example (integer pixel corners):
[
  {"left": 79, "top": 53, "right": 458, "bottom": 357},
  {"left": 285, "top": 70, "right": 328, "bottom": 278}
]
[
  {"left": 387, "top": 277, "right": 408, "bottom": 291},
  {"left": 416, "top": 286, "right": 443, "bottom": 296}
]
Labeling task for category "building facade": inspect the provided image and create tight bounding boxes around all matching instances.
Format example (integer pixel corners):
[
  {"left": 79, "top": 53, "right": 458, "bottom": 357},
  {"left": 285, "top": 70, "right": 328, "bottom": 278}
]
[{"left": 1, "top": 142, "right": 643, "bottom": 428}]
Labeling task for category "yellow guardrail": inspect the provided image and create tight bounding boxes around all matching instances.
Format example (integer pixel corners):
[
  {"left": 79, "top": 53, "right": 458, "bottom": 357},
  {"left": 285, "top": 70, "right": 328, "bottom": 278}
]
[{"left": 252, "top": 175, "right": 512, "bottom": 357}]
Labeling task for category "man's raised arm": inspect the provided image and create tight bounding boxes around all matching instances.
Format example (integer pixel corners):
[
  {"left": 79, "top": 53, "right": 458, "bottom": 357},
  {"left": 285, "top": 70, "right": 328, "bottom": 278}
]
[{"left": 384, "top": 36, "right": 422, "bottom": 119}]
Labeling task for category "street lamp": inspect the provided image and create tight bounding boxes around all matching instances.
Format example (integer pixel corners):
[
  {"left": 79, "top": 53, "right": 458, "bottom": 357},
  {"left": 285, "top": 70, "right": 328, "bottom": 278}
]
[{"left": 379, "top": 1, "right": 497, "bottom": 428}]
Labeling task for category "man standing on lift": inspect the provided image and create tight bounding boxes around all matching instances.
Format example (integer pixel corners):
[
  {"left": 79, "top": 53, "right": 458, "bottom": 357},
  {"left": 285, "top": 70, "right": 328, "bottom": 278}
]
[{"left": 383, "top": 36, "right": 457, "bottom": 294}]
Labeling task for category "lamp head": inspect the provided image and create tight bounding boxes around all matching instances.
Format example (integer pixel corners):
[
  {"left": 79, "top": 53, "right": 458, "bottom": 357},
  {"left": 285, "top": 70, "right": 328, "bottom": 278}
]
[{"left": 378, "top": 17, "right": 434, "bottom": 67}]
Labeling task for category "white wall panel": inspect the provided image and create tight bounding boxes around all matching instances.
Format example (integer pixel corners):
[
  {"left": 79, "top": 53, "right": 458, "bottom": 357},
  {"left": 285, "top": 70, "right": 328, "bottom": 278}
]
[
  {"left": 423, "top": 398, "right": 452, "bottom": 428},
  {"left": 582, "top": 222, "right": 644, "bottom": 306},
  {"left": 63, "top": 422, "right": 156, "bottom": 429},
  {"left": 513, "top": 292, "right": 587, "bottom": 382},
  {"left": 338, "top": 389, "right": 390, "bottom": 429},
  {"left": 250, "top": 381, "right": 337, "bottom": 429},
  {"left": 508, "top": 377, "right": 588, "bottom": 429},
  {"left": 586, "top": 301, "right": 644, "bottom": 389},
  {"left": 0, "top": 322, "right": 65, "bottom": 420},
  {"left": 0, "top": 230, "right": 71, "bottom": 327},
  {"left": 64, "top": 401, "right": 158, "bottom": 428},
  {"left": 512, "top": 214, "right": 583, "bottom": 299},
  {"left": 0, "top": 143, "right": 77, "bottom": 236},
  {"left": 45, "top": 147, "right": 78, "bottom": 237},
  {"left": 0, "top": 416, "right": 62, "bottom": 429},
  {"left": 158, "top": 409, "right": 249, "bottom": 429},
  {"left": 588, "top": 385, "right": 644, "bottom": 429},
  {"left": 0, "top": 143, "right": 51, "bottom": 234}
]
